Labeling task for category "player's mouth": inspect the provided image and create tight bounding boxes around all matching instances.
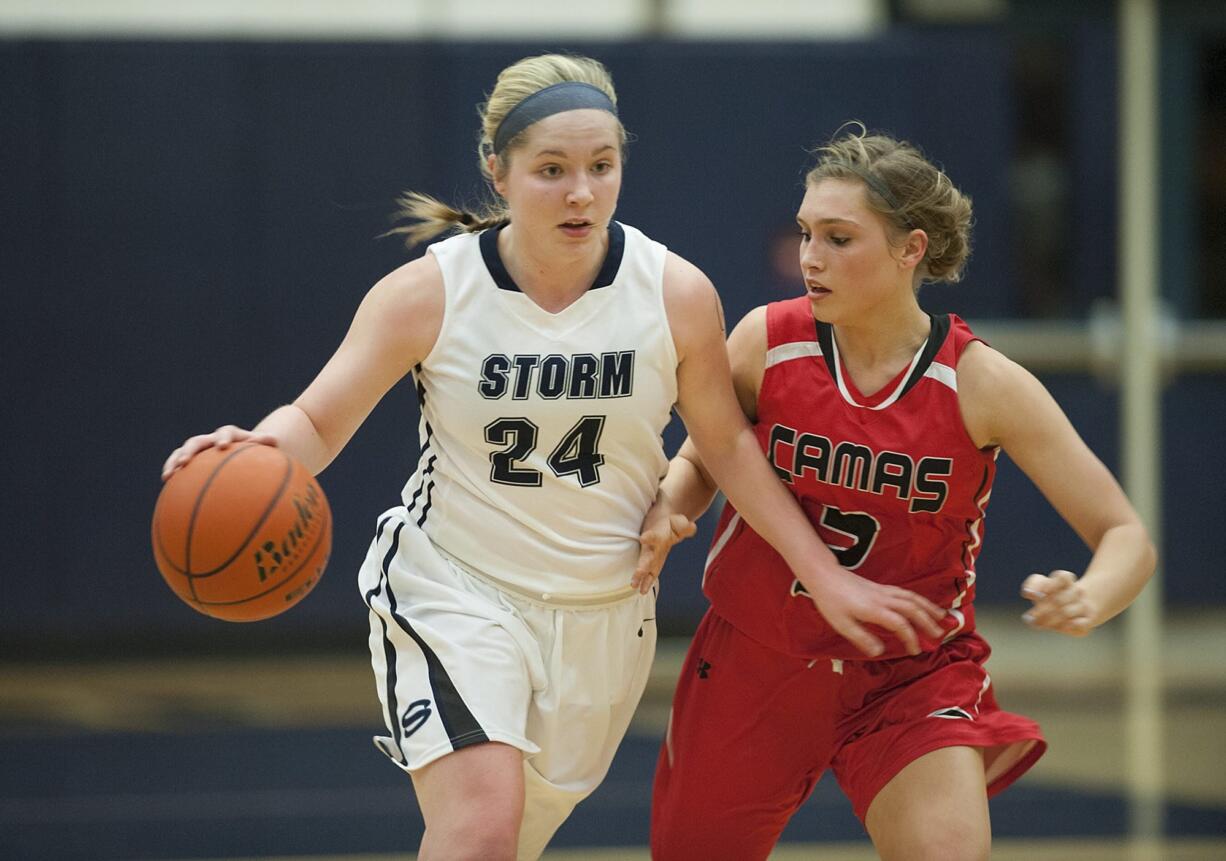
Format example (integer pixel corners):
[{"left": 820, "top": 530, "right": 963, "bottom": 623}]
[
  {"left": 560, "top": 219, "right": 595, "bottom": 237},
  {"left": 805, "top": 281, "right": 831, "bottom": 297}
]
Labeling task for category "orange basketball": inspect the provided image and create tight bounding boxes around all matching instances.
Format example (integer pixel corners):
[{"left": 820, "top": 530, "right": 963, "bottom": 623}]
[{"left": 151, "top": 442, "right": 332, "bottom": 622}]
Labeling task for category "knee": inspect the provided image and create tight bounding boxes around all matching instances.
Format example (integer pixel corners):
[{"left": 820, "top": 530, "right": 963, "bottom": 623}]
[
  {"left": 876, "top": 829, "right": 989, "bottom": 861},
  {"left": 869, "top": 804, "right": 990, "bottom": 861},
  {"left": 421, "top": 830, "right": 518, "bottom": 861},
  {"left": 921, "top": 839, "right": 989, "bottom": 861},
  {"left": 420, "top": 810, "right": 520, "bottom": 861}
]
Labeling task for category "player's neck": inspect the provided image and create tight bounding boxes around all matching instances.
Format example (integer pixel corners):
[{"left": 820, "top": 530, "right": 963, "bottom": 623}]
[
  {"left": 831, "top": 301, "right": 931, "bottom": 380},
  {"left": 499, "top": 224, "right": 608, "bottom": 313}
]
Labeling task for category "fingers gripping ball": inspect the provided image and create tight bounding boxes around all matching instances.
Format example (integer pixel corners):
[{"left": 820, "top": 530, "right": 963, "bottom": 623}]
[{"left": 152, "top": 443, "right": 332, "bottom": 621}]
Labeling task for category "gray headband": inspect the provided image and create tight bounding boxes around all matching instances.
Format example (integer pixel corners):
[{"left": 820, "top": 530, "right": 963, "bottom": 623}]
[{"left": 492, "top": 82, "right": 618, "bottom": 155}]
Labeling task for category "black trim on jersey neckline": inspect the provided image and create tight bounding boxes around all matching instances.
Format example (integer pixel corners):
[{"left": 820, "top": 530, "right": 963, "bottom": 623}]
[
  {"left": 814, "top": 320, "right": 838, "bottom": 379},
  {"left": 478, "top": 221, "right": 626, "bottom": 294},
  {"left": 813, "top": 313, "right": 952, "bottom": 404},
  {"left": 898, "top": 313, "right": 951, "bottom": 399}
]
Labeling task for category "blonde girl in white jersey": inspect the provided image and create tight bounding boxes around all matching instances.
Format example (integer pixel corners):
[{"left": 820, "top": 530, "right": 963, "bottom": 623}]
[{"left": 161, "top": 54, "right": 946, "bottom": 860}]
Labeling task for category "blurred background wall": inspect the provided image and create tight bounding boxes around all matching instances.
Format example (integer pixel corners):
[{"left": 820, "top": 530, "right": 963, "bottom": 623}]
[{"left": 1, "top": 0, "right": 1223, "bottom": 655}]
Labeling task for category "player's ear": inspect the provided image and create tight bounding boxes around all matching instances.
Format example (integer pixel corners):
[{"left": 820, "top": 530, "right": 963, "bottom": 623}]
[
  {"left": 897, "top": 228, "right": 928, "bottom": 271},
  {"left": 488, "top": 152, "right": 507, "bottom": 198}
]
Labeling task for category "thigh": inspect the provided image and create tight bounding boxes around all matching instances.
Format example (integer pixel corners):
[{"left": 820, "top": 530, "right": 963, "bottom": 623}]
[
  {"left": 651, "top": 611, "right": 837, "bottom": 861},
  {"left": 864, "top": 746, "right": 990, "bottom": 861},
  {"left": 411, "top": 741, "right": 525, "bottom": 861},
  {"left": 515, "top": 588, "right": 658, "bottom": 860},
  {"left": 361, "top": 511, "right": 540, "bottom": 771},
  {"left": 523, "top": 587, "right": 657, "bottom": 787}
]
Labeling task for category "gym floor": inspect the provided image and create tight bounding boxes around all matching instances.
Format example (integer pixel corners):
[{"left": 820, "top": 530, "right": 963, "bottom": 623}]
[{"left": 2, "top": 610, "right": 1223, "bottom": 860}]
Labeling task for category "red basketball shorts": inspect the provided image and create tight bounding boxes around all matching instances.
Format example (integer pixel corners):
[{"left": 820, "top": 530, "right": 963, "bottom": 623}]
[{"left": 651, "top": 609, "right": 1046, "bottom": 861}]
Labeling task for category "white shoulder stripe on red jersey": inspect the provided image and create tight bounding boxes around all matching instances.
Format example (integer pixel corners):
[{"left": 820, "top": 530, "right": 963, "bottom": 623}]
[
  {"left": 765, "top": 341, "right": 823, "bottom": 369},
  {"left": 924, "top": 361, "right": 958, "bottom": 392}
]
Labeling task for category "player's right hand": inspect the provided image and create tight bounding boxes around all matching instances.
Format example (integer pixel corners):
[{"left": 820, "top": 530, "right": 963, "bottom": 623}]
[
  {"left": 799, "top": 567, "right": 947, "bottom": 657},
  {"left": 161, "top": 425, "right": 279, "bottom": 481},
  {"left": 633, "top": 502, "right": 697, "bottom": 595}
]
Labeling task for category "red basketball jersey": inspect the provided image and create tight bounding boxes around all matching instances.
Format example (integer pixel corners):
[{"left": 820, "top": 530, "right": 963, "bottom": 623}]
[{"left": 703, "top": 298, "right": 996, "bottom": 660}]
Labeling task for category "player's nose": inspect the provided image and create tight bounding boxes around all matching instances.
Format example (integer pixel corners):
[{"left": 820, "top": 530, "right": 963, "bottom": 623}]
[{"left": 566, "top": 175, "right": 594, "bottom": 206}]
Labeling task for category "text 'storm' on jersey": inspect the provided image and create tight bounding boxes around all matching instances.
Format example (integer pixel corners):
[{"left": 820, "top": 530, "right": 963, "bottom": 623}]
[{"left": 479, "top": 351, "right": 636, "bottom": 400}]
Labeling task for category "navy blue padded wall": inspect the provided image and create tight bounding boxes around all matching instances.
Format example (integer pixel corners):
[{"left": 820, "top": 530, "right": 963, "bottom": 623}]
[{"left": 1, "top": 35, "right": 1216, "bottom": 653}]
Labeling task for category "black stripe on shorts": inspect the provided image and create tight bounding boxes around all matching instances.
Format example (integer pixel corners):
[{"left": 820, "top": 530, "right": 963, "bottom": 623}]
[
  {"left": 365, "top": 517, "right": 489, "bottom": 758},
  {"left": 384, "top": 574, "right": 489, "bottom": 751},
  {"left": 364, "top": 519, "right": 407, "bottom": 764}
]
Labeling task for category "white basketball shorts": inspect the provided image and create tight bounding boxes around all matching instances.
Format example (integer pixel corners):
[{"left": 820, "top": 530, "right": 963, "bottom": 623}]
[{"left": 358, "top": 505, "right": 657, "bottom": 859}]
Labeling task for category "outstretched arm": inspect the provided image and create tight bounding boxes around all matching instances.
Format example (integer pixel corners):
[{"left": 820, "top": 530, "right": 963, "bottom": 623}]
[
  {"left": 958, "top": 341, "right": 1157, "bottom": 635},
  {"left": 656, "top": 256, "right": 945, "bottom": 657}
]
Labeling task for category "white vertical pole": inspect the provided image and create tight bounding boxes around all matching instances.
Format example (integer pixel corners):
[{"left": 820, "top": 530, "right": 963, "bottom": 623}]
[{"left": 1118, "top": 0, "right": 1165, "bottom": 845}]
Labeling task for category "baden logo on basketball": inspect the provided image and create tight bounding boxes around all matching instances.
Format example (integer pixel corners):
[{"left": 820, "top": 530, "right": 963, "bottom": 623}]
[
  {"left": 151, "top": 443, "right": 332, "bottom": 622},
  {"left": 254, "top": 483, "right": 326, "bottom": 582}
]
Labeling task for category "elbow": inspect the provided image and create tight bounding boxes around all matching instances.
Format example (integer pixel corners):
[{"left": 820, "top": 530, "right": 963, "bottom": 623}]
[
  {"left": 693, "top": 421, "right": 757, "bottom": 465},
  {"left": 1122, "top": 519, "right": 1158, "bottom": 585},
  {"left": 675, "top": 450, "right": 715, "bottom": 496},
  {"left": 1130, "top": 515, "right": 1158, "bottom": 579},
  {"left": 1142, "top": 535, "right": 1158, "bottom": 582}
]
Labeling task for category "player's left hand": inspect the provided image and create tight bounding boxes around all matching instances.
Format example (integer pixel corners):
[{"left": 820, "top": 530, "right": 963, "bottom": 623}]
[
  {"left": 1020, "top": 569, "right": 1096, "bottom": 637},
  {"left": 633, "top": 507, "right": 697, "bottom": 594}
]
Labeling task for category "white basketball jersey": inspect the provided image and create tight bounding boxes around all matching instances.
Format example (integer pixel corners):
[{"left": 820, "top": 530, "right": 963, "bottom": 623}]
[{"left": 401, "top": 222, "right": 678, "bottom": 600}]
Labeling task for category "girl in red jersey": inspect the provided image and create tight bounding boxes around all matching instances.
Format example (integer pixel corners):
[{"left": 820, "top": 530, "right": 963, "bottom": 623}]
[{"left": 642, "top": 125, "right": 1157, "bottom": 861}]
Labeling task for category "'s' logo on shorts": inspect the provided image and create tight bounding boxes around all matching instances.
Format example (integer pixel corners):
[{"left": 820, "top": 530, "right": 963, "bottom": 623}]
[{"left": 402, "top": 699, "right": 433, "bottom": 736}]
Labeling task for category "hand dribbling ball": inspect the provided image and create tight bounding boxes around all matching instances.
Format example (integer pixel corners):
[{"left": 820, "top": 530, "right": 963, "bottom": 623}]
[{"left": 152, "top": 443, "right": 332, "bottom": 621}]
